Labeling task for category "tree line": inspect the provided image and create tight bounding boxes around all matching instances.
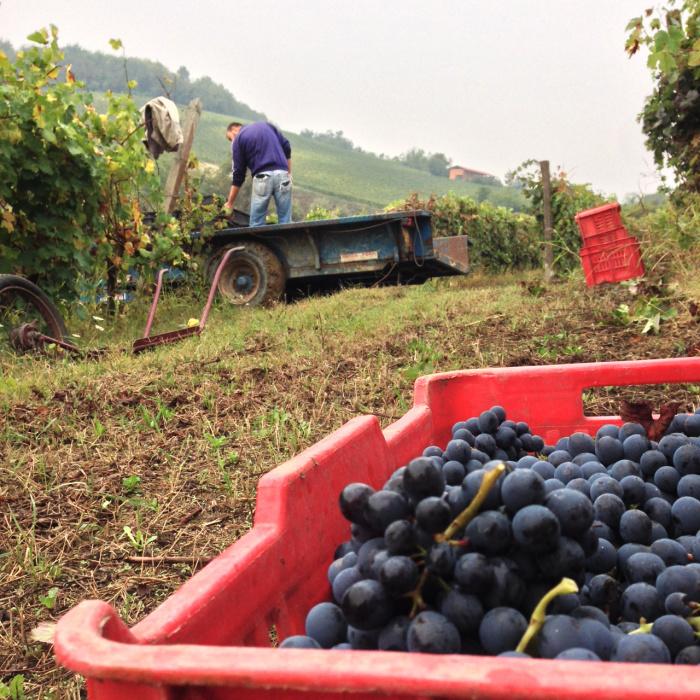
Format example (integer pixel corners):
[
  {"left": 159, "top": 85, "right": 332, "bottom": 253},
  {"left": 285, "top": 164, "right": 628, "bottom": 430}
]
[{"left": 0, "top": 38, "right": 265, "bottom": 121}]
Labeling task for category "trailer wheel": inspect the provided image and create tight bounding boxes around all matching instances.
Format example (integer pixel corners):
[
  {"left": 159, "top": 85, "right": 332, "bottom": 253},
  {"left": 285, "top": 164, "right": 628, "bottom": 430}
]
[
  {"left": 212, "top": 243, "right": 286, "bottom": 306},
  {"left": 0, "top": 274, "right": 68, "bottom": 352}
]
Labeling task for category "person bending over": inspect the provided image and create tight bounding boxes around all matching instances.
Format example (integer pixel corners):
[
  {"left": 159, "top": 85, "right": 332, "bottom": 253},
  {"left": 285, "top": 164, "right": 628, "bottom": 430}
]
[{"left": 224, "top": 121, "right": 292, "bottom": 226}]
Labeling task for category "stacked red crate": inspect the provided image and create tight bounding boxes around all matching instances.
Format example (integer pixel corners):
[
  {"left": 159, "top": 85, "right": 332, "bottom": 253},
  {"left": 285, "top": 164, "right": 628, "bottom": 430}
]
[{"left": 575, "top": 202, "right": 644, "bottom": 286}]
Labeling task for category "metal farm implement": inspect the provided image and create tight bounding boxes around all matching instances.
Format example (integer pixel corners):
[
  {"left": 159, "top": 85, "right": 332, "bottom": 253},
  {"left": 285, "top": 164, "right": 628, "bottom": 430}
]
[{"left": 0, "top": 247, "right": 240, "bottom": 358}]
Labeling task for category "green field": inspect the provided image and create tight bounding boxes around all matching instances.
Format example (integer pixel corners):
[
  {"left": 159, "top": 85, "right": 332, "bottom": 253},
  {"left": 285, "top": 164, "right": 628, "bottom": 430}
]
[{"left": 191, "top": 109, "right": 526, "bottom": 211}]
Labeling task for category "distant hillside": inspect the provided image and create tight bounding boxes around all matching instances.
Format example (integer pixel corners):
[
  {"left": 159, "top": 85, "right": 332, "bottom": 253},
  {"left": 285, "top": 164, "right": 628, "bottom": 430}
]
[
  {"left": 190, "top": 109, "right": 526, "bottom": 212},
  {"left": 2, "top": 38, "right": 525, "bottom": 214}
]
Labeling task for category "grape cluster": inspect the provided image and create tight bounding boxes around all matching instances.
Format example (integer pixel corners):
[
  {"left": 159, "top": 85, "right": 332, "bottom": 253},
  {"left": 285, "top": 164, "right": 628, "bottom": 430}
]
[{"left": 279, "top": 405, "right": 700, "bottom": 663}]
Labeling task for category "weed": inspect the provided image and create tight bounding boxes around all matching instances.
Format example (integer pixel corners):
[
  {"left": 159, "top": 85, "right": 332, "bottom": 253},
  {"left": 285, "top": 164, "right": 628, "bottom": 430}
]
[
  {"left": 139, "top": 399, "right": 174, "bottom": 432},
  {"left": 0, "top": 675, "right": 25, "bottom": 700},
  {"left": 122, "top": 526, "right": 157, "bottom": 553},
  {"left": 121, "top": 475, "right": 142, "bottom": 494},
  {"left": 39, "top": 587, "right": 59, "bottom": 610}
]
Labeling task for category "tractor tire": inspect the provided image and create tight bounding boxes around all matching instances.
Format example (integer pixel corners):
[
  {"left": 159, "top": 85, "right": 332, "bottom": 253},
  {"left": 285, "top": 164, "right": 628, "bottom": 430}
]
[
  {"left": 210, "top": 242, "right": 286, "bottom": 307},
  {"left": 0, "top": 274, "right": 68, "bottom": 351}
]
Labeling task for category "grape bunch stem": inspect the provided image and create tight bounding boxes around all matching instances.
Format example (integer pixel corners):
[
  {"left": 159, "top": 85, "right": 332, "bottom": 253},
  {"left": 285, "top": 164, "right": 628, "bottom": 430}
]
[{"left": 515, "top": 577, "right": 579, "bottom": 653}]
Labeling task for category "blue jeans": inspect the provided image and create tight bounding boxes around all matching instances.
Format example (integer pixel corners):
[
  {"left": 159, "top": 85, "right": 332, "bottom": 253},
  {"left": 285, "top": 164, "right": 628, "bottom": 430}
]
[{"left": 249, "top": 170, "right": 292, "bottom": 226}]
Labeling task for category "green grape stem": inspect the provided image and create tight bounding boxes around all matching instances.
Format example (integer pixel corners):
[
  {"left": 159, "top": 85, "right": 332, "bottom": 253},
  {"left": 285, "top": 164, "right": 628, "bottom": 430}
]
[
  {"left": 515, "top": 577, "right": 579, "bottom": 653},
  {"left": 437, "top": 463, "right": 506, "bottom": 542}
]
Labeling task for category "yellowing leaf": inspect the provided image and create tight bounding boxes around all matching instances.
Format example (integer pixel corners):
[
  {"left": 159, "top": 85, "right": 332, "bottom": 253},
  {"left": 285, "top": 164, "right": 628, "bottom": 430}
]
[
  {"left": 66, "top": 64, "right": 76, "bottom": 84},
  {"left": 144, "top": 160, "right": 155, "bottom": 174},
  {"left": 109, "top": 38, "right": 123, "bottom": 51},
  {"left": 187, "top": 318, "right": 200, "bottom": 328},
  {"left": 47, "top": 66, "right": 60, "bottom": 80},
  {"left": 127, "top": 79, "right": 138, "bottom": 90}
]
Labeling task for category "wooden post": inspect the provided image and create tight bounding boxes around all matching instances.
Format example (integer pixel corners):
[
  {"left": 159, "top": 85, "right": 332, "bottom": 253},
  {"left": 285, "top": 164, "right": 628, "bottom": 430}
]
[
  {"left": 163, "top": 98, "right": 202, "bottom": 215},
  {"left": 540, "top": 160, "right": 554, "bottom": 282}
]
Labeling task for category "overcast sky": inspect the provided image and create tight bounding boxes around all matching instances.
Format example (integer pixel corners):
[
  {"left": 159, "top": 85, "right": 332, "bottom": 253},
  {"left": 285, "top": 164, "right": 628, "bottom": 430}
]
[{"left": 2, "top": 1, "right": 661, "bottom": 197}]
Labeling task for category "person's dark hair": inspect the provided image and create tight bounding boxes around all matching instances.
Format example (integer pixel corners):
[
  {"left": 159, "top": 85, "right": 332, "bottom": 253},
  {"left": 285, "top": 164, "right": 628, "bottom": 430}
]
[{"left": 227, "top": 121, "right": 243, "bottom": 131}]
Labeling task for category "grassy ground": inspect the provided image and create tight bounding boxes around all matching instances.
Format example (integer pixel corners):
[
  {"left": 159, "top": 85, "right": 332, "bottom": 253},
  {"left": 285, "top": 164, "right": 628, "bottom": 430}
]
[{"left": 2, "top": 269, "right": 700, "bottom": 698}]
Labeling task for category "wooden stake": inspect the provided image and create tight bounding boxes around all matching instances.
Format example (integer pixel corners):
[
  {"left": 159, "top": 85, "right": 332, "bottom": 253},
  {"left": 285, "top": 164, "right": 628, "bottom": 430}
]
[
  {"left": 163, "top": 98, "right": 203, "bottom": 215},
  {"left": 540, "top": 160, "right": 554, "bottom": 282}
]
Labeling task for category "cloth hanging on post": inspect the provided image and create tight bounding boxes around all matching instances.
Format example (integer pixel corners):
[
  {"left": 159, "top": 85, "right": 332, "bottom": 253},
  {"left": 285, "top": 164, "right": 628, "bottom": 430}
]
[{"left": 140, "top": 97, "right": 184, "bottom": 159}]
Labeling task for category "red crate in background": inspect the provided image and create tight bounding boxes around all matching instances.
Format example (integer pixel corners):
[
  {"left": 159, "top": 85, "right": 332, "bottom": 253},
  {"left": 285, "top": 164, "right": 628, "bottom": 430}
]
[
  {"left": 54, "top": 358, "right": 700, "bottom": 700},
  {"left": 578, "top": 226, "right": 631, "bottom": 249},
  {"left": 580, "top": 238, "right": 644, "bottom": 286},
  {"left": 575, "top": 202, "right": 623, "bottom": 239}
]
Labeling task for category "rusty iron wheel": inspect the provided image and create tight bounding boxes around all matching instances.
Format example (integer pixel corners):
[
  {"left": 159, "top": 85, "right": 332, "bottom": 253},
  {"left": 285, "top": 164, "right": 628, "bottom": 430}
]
[
  {"left": 0, "top": 274, "right": 68, "bottom": 353},
  {"left": 210, "top": 243, "right": 286, "bottom": 307}
]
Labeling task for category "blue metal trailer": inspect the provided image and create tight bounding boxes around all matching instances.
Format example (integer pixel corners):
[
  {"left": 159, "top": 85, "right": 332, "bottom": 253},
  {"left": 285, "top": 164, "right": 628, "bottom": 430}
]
[{"left": 204, "top": 210, "right": 469, "bottom": 306}]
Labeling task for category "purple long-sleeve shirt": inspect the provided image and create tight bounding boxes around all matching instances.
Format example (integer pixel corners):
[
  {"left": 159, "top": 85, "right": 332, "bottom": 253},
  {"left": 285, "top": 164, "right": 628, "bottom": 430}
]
[{"left": 231, "top": 122, "right": 291, "bottom": 187}]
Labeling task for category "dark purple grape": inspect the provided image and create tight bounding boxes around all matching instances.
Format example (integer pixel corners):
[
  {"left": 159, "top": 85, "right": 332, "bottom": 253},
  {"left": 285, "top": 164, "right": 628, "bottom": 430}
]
[
  {"left": 545, "top": 478, "right": 566, "bottom": 494},
  {"left": 407, "top": 611, "right": 461, "bottom": 654},
  {"left": 512, "top": 504, "right": 561, "bottom": 553},
  {"left": 463, "top": 469, "right": 501, "bottom": 510},
  {"left": 332, "top": 566, "right": 364, "bottom": 604},
  {"left": 548, "top": 449, "right": 573, "bottom": 467},
  {"left": 384, "top": 519, "right": 416, "bottom": 555},
  {"left": 339, "top": 483, "right": 375, "bottom": 525},
  {"left": 626, "top": 552, "right": 666, "bottom": 584},
  {"left": 478, "top": 410, "right": 499, "bottom": 434},
  {"left": 590, "top": 476, "right": 624, "bottom": 501},
  {"left": 500, "top": 469, "right": 546, "bottom": 514},
  {"left": 619, "top": 422, "right": 647, "bottom": 442},
  {"left": 377, "top": 615, "right": 410, "bottom": 651},
  {"left": 594, "top": 493, "right": 626, "bottom": 529},
  {"left": 620, "top": 475, "right": 646, "bottom": 506},
  {"left": 673, "top": 443, "right": 700, "bottom": 476},
  {"left": 554, "top": 461, "right": 582, "bottom": 484},
  {"left": 612, "top": 633, "right": 671, "bottom": 663},
  {"left": 536, "top": 537, "right": 585, "bottom": 580},
  {"left": 568, "top": 431, "right": 596, "bottom": 457},
  {"left": 640, "top": 449, "right": 668, "bottom": 478},
  {"left": 305, "top": 602, "right": 347, "bottom": 648},
  {"left": 623, "top": 433, "right": 650, "bottom": 462},
  {"left": 357, "top": 538, "right": 386, "bottom": 577},
  {"left": 454, "top": 552, "right": 493, "bottom": 593},
  {"left": 545, "top": 488, "right": 593, "bottom": 537},
  {"left": 423, "top": 445, "right": 444, "bottom": 457},
  {"left": 596, "top": 436, "right": 624, "bottom": 466},
  {"left": 651, "top": 614, "right": 695, "bottom": 658},
  {"left": 347, "top": 625, "right": 379, "bottom": 649},
  {"left": 608, "top": 459, "right": 641, "bottom": 481},
  {"left": 658, "top": 433, "right": 689, "bottom": 462},
  {"left": 341, "top": 579, "right": 394, "bottom": 630},
  {"left": 444, "top": 439, "right": 472, "bottom": 464},
  {"left": 532, "top": 460, "right": 556, "bottom": 480},
  {"left": 621, "top": 582, "right": 663, "bottom": 622},
  {"left": 652, "top": 538, "right": 689, "bottom": 566},
  {"left": 567, "top": 478, "right": 591, "bottom": 499},
  {"left": 671, "top": 496, "right": 700, "bottom": 535},
  {"left": 415, "top": 496, "right": 451, "bottom": 534},
  {"left": 644, "top": 497, "right": 673, "bottom": 531},
  {"left": 403, "top": 457, "right": 445, "bottom": 499},
  {"left": 581, "top": 461, "right": 606, "bottom": 479},
  {"left": 587, "top": 573, "right": 620, "bottom": 608},
  {"left": 465, "top": 510, "right": 512, "bottom": 554},
  {"left": 279, "top": 635, "right": 321, "bottom": 649},
  {"left": 619, "top": 509, "right": 653, "bottom": 545},
  {"left": 478, "top": 607, "right": 527, "bottom": 655},
  {"left": 654, "top": 465, "right": 681, "bottom": 494},
  {"left": 439, "top": 589, "right": 484, "bottom": 636},
  {"left": 665, "top": 591, "right": 693, "bottom": 616},
  {"left": 426, "top": 542, "right": 458, "bottom": 576},
  {"left": 675, "top": 646, "right": 700, "bottom": 664},
  {"left": 363, "top": 490, "right": 411, "bottom": 532},
  {"left": 555, "top": 648, "right": 600, "bottom": 661},
  {"left": 656, "top": 565, "right": 700, "bottom": 599},
  {"left": 474, "top": 433, "right": 497, "bottom": 456},
  {"left": 442, "top": 460, "right": 466, "bottom": 485},
  {"left": 379, "top": 555, "right": 420, "bottom": 595},
  {"left": 596, "top": 424, "right": 619, "bottom": 440}
]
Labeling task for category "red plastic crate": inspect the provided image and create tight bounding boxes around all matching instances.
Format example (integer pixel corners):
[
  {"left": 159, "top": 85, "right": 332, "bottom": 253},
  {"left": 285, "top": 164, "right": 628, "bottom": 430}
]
[
  {"left": 55, "top": 358, "right": 700, "bottom": 700},
  {"left": 579, "top": 226, "right": 632, "bottom": 249},
  {"left": 580, "top": 238, "right": 644, "bottom": 286},
  {"left": 575, "top": 202, "right": 623, "bottom": 239}
]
